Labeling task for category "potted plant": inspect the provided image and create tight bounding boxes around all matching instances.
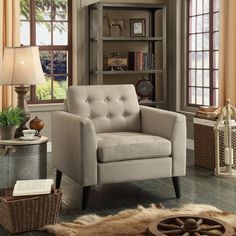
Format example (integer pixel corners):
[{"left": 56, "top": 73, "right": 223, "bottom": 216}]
[{"left": 0, "top": 107, "right": 23, "bottom": 140}]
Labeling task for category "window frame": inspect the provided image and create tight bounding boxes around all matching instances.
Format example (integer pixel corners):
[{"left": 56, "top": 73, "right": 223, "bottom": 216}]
[
  {"left": 186, "top": 0, "right": 219, "bottom": 107},
  {"left": 20, "top": 0, "right": 73, "bottom": 104}
]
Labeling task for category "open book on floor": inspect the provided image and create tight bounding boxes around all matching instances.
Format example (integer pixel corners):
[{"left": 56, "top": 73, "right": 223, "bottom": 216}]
[{"left": 13, "top": 179, "right": 54, "bottom": 197}]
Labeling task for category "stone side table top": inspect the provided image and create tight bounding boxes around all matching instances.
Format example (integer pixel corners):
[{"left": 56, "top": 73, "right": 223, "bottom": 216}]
[{"left": 0, "top": 136, "right": 48, "bottom": 146}]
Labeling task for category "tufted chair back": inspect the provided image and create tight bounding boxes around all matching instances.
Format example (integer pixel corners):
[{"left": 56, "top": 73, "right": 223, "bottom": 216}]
[{"left": 65, "top": 85, "right": 141, "bottom": 133}]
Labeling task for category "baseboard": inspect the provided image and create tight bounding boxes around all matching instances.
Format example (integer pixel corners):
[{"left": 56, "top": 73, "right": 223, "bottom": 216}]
[
  {"left": 187, "top": 139, "right": 194, "bottom": 150},
  {"left": 47, "top": 140, "right": 195, "bottom": 152},
  {"left": 47, "top": 142, "right": 52, "bottom": 153}
]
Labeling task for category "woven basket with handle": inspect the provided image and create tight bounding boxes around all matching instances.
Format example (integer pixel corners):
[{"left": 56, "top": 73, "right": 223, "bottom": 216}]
[{"left": 0, "top": 187, "right": 62, "bottom": 234}]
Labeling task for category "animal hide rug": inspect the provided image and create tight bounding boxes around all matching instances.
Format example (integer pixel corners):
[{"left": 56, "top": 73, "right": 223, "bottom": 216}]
[{"left": 43, "top": 204, "right": 236, "bottom": 236}]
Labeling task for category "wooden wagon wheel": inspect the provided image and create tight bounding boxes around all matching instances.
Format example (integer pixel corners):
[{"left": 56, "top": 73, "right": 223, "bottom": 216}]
[{"left": 148, "top": 214, "right": 235, "bottom": 236}]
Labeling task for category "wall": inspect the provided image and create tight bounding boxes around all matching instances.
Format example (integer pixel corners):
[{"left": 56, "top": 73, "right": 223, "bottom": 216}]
[{"left": 29, "top": 0, "right": 192, "bottom": 141}]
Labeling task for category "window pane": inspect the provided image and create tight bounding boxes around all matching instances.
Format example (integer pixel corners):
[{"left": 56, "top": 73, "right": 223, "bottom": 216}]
[
  {"left": 213, "top": 32, "right": 219, "bottom": 50},
  {"left": 20, "top": 0, "right": 30, "bottom": 20},
  {"left": 197, "top": 0, "right": 203, "bottom": 14},
  {"left": 53, "top": 22, "right": 68, "bottom": 45},
  {"left": 53, "top": 76, "right": 68, "bottom": 99},
  {"left": 53, "top": 51, "right": 67, "bottom": 75},
  {"left": 36, "top": 77, "right": 52, "bottom": 100},
  {"left": 196, "top": 70, "right": 202, "bottom": 86},
  {"left": 53, "top": 0, "right": 68, "bottom": 21},
  {"left": 196, "top": 16, "right": 203, "bottom": 33},
  {"left": 213, "top": 13, "right": 220, "bottom": 31},
  {"left": 189, "top": 70, "right": 196, "bottom": 86},
  {"left": 40, "top": 51, "right": 52, "bottom": 74},
  {"left": 197, "top": 88, "right": 203, "bottom": 104},
  {"left": 189, "top": 87, "right": 196, "bottom": 104},
  {"left": 20, "top": 21, "right": 30, "bottom": 45},
  {"left": 189, "top": 52, "right": 196, "bottom": 68},
  {"left": 189, "top": 17, "right": 196, "bottom": 33},
  {"left": 213, "top": 0, "right": 220, "bottom": 12},
  {"left": 203, "top": 88, "right": 210, "bottom": 105},
  {"left": 213, "top": 70, "right": 219, "bottom": 88},
  {"left": 203, "top": 14, "right": 209, "bottom": 32},
  {"left": 213, "top": 51, "right": 219, "bottom": 69},
  {"left": 203, "top": 33, "right": 209, "bottom": 50},
  {"left": 189, "top": 34, "right": 196, "bottom": 51},
  {"left": 196, "top": 34, "right": 202, "bottom": 51},
  {"left": 36, "top": 22, "right": 51, "bottom": 45},
  {"left": 204, "top": 70, "right": 209, "bottom": 87},
  {"left": 203, "top": 52, "right": 209, "bottom": 68},
  {"left": 203, "top": 0, "right": 209, "bottom": 13},
  {"left": 190, "top": 0, "right": 196, "bottom": 16},
  {"left": 35, "top": 0, "right": 51, "bottom": 21},
  {"left": 196, "top": 52, "right": 202, "bottom": 68}
]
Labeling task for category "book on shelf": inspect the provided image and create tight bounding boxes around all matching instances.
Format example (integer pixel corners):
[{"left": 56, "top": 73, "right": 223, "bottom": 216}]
[
  {"left": 128, "top": 51, "right": 156, "bottom": 71},
  {"left": 13, "top": 179, "right": 54, "bottom": 197},
  {"left": 195, "top": 108, "right": 219, "bottom": 120},
  {"left": 199, "top": 106, "right": 218, "bottom": 112}
]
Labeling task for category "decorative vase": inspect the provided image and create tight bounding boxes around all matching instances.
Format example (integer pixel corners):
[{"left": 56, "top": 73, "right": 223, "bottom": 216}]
[
  {"left": 0, "top": 126, "right": 15, "bottom": 140},
  {"left": 29, "top": 116, "right": 44, "bottom": 137}
]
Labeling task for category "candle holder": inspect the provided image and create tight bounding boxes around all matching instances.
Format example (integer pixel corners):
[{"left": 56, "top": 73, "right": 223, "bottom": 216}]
[{"left": 214, "top": 99, "right": 236, "bottom": 177}]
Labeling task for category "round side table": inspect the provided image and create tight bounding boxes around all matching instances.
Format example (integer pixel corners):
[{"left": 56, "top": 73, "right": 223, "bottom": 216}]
[{"left": 0, "top": 136, "right": 48, "bottom": 188}]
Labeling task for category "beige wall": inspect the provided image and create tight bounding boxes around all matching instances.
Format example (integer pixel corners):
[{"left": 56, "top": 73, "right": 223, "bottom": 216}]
[{"left": 29, "top": 0, "right": 192, "bottom": 141}]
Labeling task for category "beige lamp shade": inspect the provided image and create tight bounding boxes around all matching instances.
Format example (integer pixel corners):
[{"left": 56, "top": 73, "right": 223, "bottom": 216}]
[{"left": 0, "top": 46, "right": 45, "bottom": 85}]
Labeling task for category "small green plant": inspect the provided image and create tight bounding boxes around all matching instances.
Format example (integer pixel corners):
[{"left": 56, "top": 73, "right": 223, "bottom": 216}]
[{"left": 0, "top": 107, "right": 24, "bottom": 127}]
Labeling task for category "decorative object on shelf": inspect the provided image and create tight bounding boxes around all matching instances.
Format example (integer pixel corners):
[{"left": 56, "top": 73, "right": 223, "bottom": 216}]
[
  {"left": 196, "top": 106, "right": 219, "bottom": 120},
  {"left": 104, "top": 52, "right": 127, "bottom": 71},
  {"left": 0, "top": 46, "right": 46, "bottom": 138},
  {"left": 214, "top": 99, "right": 236, "bottom": 177},
  {"left": 130, "top": 18, "right": 146, "bottom": 37},
  {"left": 29, "top": 116, "right": 44, "bottom": 137},
  {"left": 103, "top": 14, "right": 124, "bottom": 36},
  {"left": 0, "top": 107, "right": 23, "bottom": 140},
  {"left": 148, "top": 214, "right": 234, "bottom": 236},
  {"left": 135, "top": 77, "right": 153, "bottom": 101}
]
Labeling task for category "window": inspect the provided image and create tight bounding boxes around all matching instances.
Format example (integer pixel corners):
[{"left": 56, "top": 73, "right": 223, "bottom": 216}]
[
  {"left": 187, "top": 0, "right": 219, "bottom": 107},
  {"left": 20, "top": 0, "right": 72, "bottom": 104}
]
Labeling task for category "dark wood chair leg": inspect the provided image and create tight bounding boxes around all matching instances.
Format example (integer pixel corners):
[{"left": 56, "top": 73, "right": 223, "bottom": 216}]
[
  {"left": 56, "top": 169, "right": 62, "bottom": 189},
  {"left": 172, "top": 176, "right": 181, "bottom": 198},
  {"left": 82, "top": 186, "right": 92, "bottom": 210}
]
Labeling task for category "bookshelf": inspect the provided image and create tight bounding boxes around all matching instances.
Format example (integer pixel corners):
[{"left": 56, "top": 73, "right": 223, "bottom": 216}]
[{"left": 88, "top": 3, "right": 167, "bottom": 107}]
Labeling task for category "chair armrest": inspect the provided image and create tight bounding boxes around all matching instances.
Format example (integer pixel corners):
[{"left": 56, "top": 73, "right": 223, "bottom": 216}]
[
  {"left": 140, "top": 106, "right": 186, "bottom": 176},
  {"left": 51, "top": 111, "right": 97, "bottom": 186}
]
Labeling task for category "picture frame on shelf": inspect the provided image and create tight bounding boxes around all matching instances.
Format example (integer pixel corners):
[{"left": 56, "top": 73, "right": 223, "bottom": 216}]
[{"left": 130, "top": 18, "right": 146, "bottom": 37}]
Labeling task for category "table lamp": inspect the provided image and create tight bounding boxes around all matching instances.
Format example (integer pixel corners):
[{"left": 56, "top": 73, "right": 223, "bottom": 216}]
[{"left": 0, "top": 46, "right": 46, "bottom": 138}]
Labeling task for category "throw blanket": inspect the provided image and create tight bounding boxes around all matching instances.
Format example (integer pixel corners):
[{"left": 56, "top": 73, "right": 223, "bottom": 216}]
[{"left": 44, "top": 204, "right": 236, "bottom": 236}]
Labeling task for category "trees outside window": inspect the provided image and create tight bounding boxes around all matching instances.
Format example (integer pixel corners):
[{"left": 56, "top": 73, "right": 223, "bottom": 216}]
[
  {"left": 187, "top": 0, "right": 219, "bottom": 107},
  {"left": 20, "top": 0, "right": 72, "bottom": 103}
]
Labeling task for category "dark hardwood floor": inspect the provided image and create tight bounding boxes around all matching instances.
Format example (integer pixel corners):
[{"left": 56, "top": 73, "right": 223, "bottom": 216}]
[{"left": 1, "top": 150, "right": 236, "bottom": 235}]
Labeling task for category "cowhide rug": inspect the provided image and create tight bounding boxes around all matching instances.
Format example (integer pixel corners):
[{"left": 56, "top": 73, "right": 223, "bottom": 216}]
[{"left": 43, "top": 204, "right": 236, "bottom": 236}]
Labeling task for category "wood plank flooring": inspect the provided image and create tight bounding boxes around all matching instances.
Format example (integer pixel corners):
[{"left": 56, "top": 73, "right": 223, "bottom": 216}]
[{"left": 1, "top": 150, "right": 236, "bottom": 235}]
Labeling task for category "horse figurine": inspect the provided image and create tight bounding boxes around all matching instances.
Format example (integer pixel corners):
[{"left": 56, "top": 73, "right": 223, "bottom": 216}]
[{"left": 103, "top": 14, "right": 124, "bottom": 36}]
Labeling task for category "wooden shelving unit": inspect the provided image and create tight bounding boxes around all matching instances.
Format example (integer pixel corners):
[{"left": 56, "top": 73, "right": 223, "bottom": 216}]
[{"left": 88, "top": 2, "right": 167, "bottom": 108}]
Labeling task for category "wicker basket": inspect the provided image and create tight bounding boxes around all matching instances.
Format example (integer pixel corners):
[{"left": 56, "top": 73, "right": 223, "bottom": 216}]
[
  {"left": 194, "top": 123, "right": 236, "bottom": 170},
  {"left": 0, "top": 187, "right": 62, "bottom": 234}
]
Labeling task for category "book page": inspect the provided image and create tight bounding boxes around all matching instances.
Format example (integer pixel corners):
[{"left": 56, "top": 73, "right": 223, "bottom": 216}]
[{"left": 13, "top": 179, "right": 54, "bottom": 196}]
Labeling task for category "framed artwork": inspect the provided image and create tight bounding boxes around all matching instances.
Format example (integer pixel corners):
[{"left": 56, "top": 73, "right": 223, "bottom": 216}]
[{"left": 130, "top": 19, "right": 146, "bottom": 37}]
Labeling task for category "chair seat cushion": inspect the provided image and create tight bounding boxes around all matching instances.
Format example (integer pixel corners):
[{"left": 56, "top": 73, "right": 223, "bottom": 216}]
[{"left": 96, "top": 132, "right": 171, "bottom": 163}]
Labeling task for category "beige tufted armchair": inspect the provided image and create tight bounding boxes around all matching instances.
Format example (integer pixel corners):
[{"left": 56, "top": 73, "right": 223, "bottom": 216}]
[{"left": 52, "top": 84, "right": 186, "bottom": 209}]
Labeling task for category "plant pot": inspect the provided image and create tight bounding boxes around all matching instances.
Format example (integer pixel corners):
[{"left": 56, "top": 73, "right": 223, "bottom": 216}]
[{"left": 0, "top": 126, "right": 16, "bottom": 140}]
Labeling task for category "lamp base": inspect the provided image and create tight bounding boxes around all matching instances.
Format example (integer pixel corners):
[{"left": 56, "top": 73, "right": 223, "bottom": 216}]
[{"left": 14, "top": 86, "right": 30, "bottom": 138}]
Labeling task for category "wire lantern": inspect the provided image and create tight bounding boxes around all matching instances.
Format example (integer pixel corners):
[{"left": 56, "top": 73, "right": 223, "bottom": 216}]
[{"left": 214, "top": 99, "right": 236, "bottom": 177}]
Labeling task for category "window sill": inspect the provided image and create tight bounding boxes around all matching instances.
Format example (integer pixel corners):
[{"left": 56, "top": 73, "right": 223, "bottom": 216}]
[{"left": 28, "top": 103, "right": 64, "bottom": 112}]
